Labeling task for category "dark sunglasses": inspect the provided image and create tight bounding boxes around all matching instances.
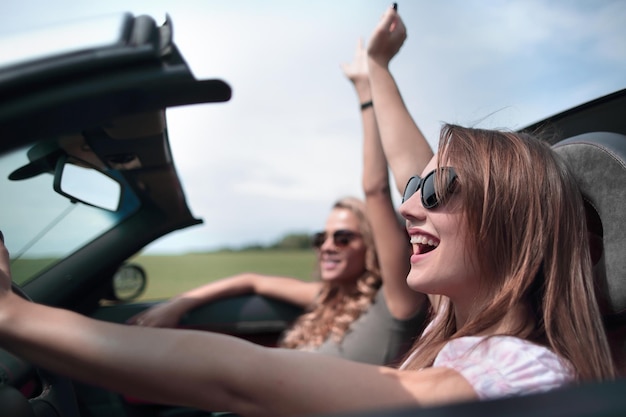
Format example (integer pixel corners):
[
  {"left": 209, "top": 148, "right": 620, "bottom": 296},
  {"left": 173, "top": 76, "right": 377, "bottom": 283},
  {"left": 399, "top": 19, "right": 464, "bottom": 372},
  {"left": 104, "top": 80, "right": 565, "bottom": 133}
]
[
  {"left": 312, "top": 230, "right": 361, "bottom": 249},
  {"left": 402, "top": 167, "right": 458, "bottom": 208}
]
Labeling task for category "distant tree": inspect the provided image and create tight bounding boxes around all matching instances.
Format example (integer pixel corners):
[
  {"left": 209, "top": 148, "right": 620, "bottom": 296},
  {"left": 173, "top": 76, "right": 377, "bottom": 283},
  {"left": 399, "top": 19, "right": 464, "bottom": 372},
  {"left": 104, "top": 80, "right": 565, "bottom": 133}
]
[
  {"left": 240, "top": 243, "right": 267, "bottom": 251},
  {"left": 213, "top": 232, "right": 313, "bottom": 252},
  {"left": 270, "top": 232, "right": 313, "bottom": 250}
]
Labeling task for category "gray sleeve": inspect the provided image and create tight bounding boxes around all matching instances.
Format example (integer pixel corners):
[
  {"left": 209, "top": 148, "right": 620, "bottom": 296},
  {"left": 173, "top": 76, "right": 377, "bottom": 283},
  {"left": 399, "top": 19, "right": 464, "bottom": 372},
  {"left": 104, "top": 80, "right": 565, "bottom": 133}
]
[{"left": 312, "top": 289, "right": 427, "bottom": 366}]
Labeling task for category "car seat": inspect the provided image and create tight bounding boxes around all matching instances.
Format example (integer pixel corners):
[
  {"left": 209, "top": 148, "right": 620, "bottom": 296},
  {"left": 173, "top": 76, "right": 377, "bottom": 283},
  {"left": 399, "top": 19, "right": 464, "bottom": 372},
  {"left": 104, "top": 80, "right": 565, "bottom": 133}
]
[{"left": 552, "top": 132, "right": 626, "bottom": 374}]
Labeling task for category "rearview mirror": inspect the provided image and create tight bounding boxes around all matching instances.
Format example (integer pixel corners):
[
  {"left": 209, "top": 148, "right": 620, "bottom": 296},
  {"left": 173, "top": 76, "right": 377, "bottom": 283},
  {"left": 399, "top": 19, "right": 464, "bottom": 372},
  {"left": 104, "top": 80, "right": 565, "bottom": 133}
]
[{"left": 54, "top": 156, "right": 122, "bottom": 211}]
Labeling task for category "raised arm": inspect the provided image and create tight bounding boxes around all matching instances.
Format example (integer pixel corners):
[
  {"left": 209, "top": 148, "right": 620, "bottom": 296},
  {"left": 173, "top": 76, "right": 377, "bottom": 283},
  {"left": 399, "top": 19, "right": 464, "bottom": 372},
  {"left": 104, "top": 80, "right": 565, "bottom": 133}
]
[
  {"left": 367, "top": 5, "right": 433, "bottom": 194},
  {"left": 341, "top": 39, "right": 426, "bottom": 319},
  {"left": 128, "top": 273, "right": 321, "bottom": 328},
  {"left": 0, "top": 239, "right": 475, "bottom": 417}
]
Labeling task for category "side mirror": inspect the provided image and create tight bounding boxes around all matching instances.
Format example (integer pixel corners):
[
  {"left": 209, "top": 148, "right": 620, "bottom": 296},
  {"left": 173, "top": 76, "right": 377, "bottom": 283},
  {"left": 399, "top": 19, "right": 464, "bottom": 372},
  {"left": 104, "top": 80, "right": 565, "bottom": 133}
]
[
  {"left": 111, "top": 263, "right": 147, "bottom": 302},
  {"left": 54, "top": 156, "right": 122, "bottom": 211}
]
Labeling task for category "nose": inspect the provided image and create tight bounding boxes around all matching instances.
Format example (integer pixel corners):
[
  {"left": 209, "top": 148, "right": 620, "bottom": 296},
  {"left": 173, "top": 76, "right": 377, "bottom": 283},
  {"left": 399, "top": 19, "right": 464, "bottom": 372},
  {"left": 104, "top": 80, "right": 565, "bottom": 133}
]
[
  {"left": 319, "top": 234, "right": 335, "bottom": 250},
  {"left": 399, "top": 193, "right": 427, "bottom": 224}
]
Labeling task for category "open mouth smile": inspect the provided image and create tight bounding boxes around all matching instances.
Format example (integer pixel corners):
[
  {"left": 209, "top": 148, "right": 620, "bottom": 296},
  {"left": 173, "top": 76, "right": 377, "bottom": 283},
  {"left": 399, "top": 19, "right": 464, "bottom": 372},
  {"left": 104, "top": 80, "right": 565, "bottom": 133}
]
[{"left": 410, "top": 234, "right": 439, "bottom": 255}]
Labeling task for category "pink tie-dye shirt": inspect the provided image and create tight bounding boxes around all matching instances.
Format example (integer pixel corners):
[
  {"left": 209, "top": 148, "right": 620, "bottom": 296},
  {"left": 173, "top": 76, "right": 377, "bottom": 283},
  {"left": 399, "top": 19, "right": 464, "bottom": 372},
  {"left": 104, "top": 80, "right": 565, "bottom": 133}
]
[{"left": 401, "top": 335, "right": 575, "bottom": 399}]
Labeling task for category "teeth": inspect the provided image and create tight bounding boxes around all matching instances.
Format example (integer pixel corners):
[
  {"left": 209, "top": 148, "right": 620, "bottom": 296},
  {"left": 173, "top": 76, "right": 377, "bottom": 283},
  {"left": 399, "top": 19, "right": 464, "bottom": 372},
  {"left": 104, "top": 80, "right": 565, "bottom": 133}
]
[{"left": 410, "top": 235, "right": 439, "bottom": 247}]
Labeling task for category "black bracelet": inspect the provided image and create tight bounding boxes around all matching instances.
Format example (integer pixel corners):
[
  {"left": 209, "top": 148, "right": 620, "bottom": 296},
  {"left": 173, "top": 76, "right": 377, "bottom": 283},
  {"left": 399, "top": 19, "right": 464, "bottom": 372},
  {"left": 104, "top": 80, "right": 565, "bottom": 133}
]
[{"left": 360, "top": 100, "right": 373, "bottom": 110}]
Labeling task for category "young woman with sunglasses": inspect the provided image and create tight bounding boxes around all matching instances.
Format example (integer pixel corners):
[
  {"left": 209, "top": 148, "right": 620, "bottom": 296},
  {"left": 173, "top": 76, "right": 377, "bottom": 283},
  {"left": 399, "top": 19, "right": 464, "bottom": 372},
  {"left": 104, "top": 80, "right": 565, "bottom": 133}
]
[
  {"left": 0, "top": 5, "right": 615, "bottom": 415},
  {"left": 127, "top": 196, "right": 398, "bottom": 358},
  {"left": 127, "top": 28, "right": 430, "bottom": 366}
]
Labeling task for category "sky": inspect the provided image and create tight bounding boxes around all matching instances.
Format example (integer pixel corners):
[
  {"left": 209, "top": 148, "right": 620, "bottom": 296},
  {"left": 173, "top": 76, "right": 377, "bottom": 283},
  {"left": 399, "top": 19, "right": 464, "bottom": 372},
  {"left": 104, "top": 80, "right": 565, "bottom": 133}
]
[{"left": 1, "top": 0, "right": 625, "bottom": 254}]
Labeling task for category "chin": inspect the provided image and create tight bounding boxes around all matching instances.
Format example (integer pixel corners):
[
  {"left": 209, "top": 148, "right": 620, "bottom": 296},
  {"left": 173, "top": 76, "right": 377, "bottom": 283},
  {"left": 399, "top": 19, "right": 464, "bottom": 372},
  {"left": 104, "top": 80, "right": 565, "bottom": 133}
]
[
  {"left": 320, "top": 273, "right": 341, "bottom": 281},
  {"left": 322, "top": 271, "right": 359, "bottom": 283},
  {"left": 406, "top": 273, "right": 434, "bottom": 294}
]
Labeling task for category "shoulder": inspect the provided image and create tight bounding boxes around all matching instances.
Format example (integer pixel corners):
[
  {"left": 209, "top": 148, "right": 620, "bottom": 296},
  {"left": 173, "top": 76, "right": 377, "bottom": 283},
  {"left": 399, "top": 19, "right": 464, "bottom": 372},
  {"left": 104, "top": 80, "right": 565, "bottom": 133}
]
[
  {"left": 433, "top": 336, "right": 575, "bottom": 399},
  {"left": 369, "top": 290, "right": 428, "bottom": 325},
  {"left": 313, "top": 290, "right": 425, "bottom": 365}
]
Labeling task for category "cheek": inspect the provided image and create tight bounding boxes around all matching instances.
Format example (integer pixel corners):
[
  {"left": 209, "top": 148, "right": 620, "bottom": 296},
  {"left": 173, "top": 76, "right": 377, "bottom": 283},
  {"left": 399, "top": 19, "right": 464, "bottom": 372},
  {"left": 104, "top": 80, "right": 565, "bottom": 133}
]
[
  {"left": 438, "top": 209, "right": 467, "bottom": 245},
  {"left": 445, "top": 225, "right": 474, "bottom": 270},
  {"left": 349, "top": 247, "right": 368, "bottom": 272}
]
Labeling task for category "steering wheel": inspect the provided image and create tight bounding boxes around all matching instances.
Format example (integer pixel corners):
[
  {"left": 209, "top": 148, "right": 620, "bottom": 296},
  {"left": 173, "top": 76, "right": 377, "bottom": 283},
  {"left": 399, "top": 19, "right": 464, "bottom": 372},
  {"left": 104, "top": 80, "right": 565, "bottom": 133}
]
[{"left": 0, "top": 282, "right": 82, "bottom": 417}]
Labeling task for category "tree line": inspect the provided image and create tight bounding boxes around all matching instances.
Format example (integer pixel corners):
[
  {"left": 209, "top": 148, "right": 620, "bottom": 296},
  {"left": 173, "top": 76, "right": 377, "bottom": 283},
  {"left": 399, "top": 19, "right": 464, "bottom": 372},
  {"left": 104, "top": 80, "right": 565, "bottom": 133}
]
[{"left": 216, "top": 232, "right": 313, "bottom": 252}]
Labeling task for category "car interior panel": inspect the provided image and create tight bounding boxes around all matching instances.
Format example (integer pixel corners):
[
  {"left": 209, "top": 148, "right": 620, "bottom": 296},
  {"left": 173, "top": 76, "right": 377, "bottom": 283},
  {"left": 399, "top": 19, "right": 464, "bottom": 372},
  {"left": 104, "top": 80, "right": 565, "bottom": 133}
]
[{"left": 552, "top": 131, "right": 626, "bottom": 375}]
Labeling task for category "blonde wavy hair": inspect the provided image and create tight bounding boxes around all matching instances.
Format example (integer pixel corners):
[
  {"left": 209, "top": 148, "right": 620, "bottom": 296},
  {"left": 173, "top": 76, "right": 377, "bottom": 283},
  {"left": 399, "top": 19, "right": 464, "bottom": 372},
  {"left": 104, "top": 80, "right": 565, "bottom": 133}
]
[
  {"left": 280, "top": 197, "right": 382, "bottom": 349},
  {"left": 402, "top": 124, "right": 615, "bottom": 381}
]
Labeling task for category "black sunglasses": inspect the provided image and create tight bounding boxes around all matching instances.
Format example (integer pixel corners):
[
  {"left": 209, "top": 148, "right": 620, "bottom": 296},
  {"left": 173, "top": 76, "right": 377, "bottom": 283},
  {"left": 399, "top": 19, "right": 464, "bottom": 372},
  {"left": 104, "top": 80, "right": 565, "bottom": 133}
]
[
  {"left": 312, "top": 230, "right": 361, "bottom": 249},
  {"left": 402, "top": 167, "right": 458, "bottom": 208}
]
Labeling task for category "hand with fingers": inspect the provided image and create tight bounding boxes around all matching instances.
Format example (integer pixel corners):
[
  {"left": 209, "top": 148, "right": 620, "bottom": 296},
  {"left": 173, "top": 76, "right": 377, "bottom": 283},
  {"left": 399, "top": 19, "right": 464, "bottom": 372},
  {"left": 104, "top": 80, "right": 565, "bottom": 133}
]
[
  {"left": 127, "top": 298, "right": 192, "bottom": 328},
  {"left": 341, "top": 38, "right": 369, "bottom": 87},
  {"left": 367, "top": 4, "right": 407, "bottom": 68}
]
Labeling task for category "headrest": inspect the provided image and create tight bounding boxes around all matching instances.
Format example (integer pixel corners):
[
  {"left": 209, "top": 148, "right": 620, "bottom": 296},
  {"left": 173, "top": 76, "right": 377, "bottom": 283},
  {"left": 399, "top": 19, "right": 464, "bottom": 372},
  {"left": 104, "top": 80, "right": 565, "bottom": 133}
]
[{"left": 552, "top": 132, "right": 626, "bottom": 315}]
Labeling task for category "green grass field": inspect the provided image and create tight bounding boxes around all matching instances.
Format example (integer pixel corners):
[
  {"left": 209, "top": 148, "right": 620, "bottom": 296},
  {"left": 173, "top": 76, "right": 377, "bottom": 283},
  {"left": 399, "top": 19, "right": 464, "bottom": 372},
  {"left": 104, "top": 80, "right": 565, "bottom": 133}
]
[{"left": 131, "top": 249, "right": 318, "bottom": 300}]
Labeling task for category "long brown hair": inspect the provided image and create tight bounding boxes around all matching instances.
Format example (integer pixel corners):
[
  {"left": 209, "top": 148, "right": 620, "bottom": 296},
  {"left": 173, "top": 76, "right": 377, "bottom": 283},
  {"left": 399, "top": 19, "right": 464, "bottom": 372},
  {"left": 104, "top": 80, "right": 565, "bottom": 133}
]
[
  {"left": 402, "top": 124, "right": 615, "bottom": 381},
  {"left": 280, "top": 197, "right": 382, "bottom": 349}
]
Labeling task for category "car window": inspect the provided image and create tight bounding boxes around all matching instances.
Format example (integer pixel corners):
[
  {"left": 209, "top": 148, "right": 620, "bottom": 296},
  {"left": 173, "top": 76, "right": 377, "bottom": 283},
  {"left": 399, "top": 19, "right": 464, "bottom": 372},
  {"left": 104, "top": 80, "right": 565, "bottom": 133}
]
[{"left": 0, "top": 143, "right": 139, "bottom": 285}]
